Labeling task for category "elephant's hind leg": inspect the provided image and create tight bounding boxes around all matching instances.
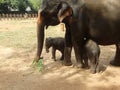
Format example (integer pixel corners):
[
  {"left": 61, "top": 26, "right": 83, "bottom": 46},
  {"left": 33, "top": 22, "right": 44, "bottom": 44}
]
[{"left": 110, "top": 43, "right": 120, "bottom": 66}]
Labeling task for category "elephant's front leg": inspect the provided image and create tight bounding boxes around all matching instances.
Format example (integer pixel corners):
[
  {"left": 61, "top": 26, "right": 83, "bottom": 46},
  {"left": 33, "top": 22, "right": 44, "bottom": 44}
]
[
  {"left": 110, "top": 43, "right": 120, "bottom": 66},
  {"left": 72, "top": 40, "right": 85, "bottom": 68},
  {"left": 70, "top": 21, "right": 85, "bottom": 68},
  {"left": 63, "top": 24, "right": 72, "bottom": 66}
]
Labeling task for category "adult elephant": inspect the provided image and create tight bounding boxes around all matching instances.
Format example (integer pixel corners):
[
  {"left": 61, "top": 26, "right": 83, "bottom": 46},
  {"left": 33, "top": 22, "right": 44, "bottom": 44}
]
[
  {"left": 35, "top": 0, "right": 74, "bottom": 66},
  {"left": 58, "top": 0, "right": 120, "bottom": 66}
]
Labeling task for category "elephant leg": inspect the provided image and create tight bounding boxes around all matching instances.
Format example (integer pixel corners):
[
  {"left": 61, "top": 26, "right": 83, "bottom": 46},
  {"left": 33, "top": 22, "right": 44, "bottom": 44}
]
[
  {"left": 73, "top": 41, "right": 85, "bottom": 68},
  {"left": 64, "top": 47, "right": 72, "bottom": 66},
  {"left": 60, "top": 51, "right": 64, "bottom": 60},
  {"left": 89, "top": 57, "right": 99, "bottom": 74},
  {"left": 52, "top": 47, "right": 56, "bottom": 61},
  {"left": 89, "top": 59, "right": 96, "bottom": 74},
  {"left": 110, "top": 43, "right": 120, "bottom": 66},
  {"left": 63, "top": 24, "right": 72, "bottom": 66},
  {"left": 83, "top": 54, "right": 89, "bottom": 69},
  {"left": 35, "top": 10, "right": 45, "bottom": 62}
]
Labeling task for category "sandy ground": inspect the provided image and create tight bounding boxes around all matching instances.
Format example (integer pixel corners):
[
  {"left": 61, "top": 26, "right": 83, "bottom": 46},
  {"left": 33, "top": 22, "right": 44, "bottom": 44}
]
[
  {"left": 0, "top": 20, "right": 120, "bottom": 90},
  {"left": 1, "top": 45, "right": 120, "bottom": 90}
]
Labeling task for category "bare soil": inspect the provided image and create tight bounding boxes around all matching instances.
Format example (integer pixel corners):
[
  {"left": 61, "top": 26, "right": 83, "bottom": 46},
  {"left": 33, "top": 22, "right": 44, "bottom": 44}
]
[{"left": 0, "top": 20, "right": 120, "bottom": 90}]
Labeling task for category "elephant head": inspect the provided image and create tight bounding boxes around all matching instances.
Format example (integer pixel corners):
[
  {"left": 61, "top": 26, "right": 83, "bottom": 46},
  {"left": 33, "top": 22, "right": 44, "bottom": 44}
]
[{"left": 57, "top": 2, "right": 73, "bottom": 22}]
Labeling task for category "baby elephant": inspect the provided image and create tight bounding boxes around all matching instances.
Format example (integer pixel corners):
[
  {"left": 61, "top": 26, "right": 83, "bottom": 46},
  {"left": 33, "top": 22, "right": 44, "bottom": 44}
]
[
  {"left": 45, "top": 37, "right": 65, "bottom": 61},
  {"left": 83, "top": 39, "right": 100, "bottom": 74}
]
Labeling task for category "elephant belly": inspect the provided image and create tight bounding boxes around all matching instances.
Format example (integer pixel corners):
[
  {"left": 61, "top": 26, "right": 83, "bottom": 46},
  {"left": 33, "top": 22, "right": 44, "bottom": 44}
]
[
  {"left": 88, "top": 23, "right": 120, "bottom": 45},
  {"left": 86, "top": 1, "right": 120, "bottom": 45}
]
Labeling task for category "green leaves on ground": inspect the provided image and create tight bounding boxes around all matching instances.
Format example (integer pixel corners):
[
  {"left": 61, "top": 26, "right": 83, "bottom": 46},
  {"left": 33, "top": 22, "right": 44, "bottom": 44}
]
[{"left": 32, "top": 58, "right": 44, "bottom": 72}]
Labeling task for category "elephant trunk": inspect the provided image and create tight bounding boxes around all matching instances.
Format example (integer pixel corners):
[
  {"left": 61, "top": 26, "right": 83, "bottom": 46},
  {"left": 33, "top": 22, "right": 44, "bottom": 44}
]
[{"left": 35, "top": 10, "right": 45, "bottom": 62}]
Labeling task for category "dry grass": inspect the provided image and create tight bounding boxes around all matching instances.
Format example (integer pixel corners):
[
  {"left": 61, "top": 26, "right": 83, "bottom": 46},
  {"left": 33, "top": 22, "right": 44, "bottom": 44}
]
[{"left": 0, "top": 19, "right": 65, "bottom": 56}]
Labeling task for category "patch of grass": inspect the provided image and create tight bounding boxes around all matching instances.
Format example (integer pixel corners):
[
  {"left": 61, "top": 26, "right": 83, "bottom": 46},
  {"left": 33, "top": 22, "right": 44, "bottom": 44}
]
[{"left": 32, "top": 58, "right": 44, "bottom": 72}]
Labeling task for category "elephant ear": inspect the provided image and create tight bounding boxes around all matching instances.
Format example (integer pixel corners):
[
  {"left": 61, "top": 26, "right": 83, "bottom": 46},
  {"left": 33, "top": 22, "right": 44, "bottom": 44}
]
[
  {"left": 47, "top": 37, "right": 53, "bottom": 41},
  {"left": 46, "top": 37, "right": 52, "bottom": 44},
  {"left": 57, "top": 2, "right": 73, "bottom": 22}
]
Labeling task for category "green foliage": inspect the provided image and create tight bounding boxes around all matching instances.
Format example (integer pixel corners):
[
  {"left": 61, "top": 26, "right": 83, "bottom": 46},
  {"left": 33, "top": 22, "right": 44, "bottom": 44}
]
[
  {"left": 10, "top": 0, "right": 32, "bottom": 12},
  {"left": 28, "top": 0, "right": 42, "bottom": 11},
  {"left": 32, "top": 58, "right": 44, "bottom": 72},
  {"left": 17, "top": 0, "right": 27, "bottom": 12},
  {"left": 0, "top": 0, "right": 11, "bottom": 11},
  {"left": 37, "top": 59, "right": 44, "bottom": 72},
  {"left": 0, "top": 0, "right": 42, "bottom": 12},
  {"left": 10, "top": 0, "right": 18, "bottom": 9}
]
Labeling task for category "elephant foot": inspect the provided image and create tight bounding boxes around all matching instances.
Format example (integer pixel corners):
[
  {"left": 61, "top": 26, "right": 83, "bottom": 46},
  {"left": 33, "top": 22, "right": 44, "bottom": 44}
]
[
  {"left": 84, "top": 65, "right": 90, "bottom": 69},
  {"left": 82, "top": 65, "right": 90, "bottom": 69},
  {"left": 83, "top": 63, "right": 90, "bottom": 69},
  {"left": 73, "top": 63, "right": 82, "bottom": 68},
  {"left": 110, "top": 60, "right": 120, "bottom": 66},
  {"left": 62, "top": 60, "right": 72, "bottom": 66},
  {"left": 110, "top": 50, "right": 120, "bottom": 66},
  {"left": 73, "top": 63, "right": 89, "bottom": 69},
  {"left": 96, "top": 64, "right": 107, "bottom": 73},
  {"left": 90, "top": 69, "right": 96, "bottom": 74}
]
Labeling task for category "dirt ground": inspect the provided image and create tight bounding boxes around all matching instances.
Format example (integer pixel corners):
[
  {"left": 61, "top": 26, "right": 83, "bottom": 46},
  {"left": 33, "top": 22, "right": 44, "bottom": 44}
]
[{"left": 0, "top": 20, "right": 120, "bottom": 90}]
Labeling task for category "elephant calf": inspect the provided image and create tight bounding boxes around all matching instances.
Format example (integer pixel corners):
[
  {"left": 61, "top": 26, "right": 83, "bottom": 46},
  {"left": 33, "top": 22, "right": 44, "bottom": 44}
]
[
  {"left": 45, "top": 37, "right": 65, "bottom": 61},
  {"left": 83, "top": 39, "right": 100, "bottom": 74},
  {"left": 45, "top": 36, "right": 100, "bottom": 73}
]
